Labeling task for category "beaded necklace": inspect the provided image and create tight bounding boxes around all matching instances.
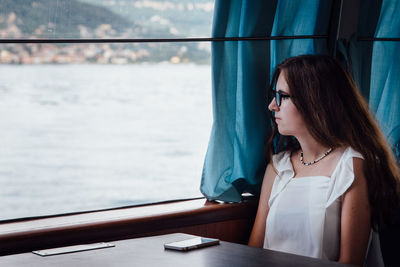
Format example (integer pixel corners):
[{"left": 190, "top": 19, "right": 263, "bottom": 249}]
[{"left": 300, "top": 148, "right": 333, "bottom": 166}]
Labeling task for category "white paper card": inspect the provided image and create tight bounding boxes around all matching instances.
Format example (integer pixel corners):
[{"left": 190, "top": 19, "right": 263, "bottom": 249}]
[{"left": 32, "top": 242, "right": 115, "bottom": 256}]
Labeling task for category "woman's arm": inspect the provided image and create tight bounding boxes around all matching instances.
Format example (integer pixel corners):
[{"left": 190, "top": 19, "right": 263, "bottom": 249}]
[
  {"left": 338, "top": 157, "right": 371, "bottom": 265},
  {"left": 248, "top": 163, "right": 277, "bottom": 247}
]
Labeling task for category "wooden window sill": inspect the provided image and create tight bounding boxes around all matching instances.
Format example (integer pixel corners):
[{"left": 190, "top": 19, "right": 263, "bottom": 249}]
[{"left": 0, "top": 197, "right": 257, "bottom": 256}]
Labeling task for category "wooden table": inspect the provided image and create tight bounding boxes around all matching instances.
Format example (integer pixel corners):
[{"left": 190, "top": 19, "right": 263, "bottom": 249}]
[{"left": 0, "top": 233, "right": 354, "bottom": 267}]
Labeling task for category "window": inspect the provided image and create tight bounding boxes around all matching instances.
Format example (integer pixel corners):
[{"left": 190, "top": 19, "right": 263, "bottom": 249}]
[{"left": 0, "top": 0, "right": 214, "bottom": 220}]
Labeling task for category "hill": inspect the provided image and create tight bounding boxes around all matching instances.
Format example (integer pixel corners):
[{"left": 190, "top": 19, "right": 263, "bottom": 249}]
[
  {"left": 0, "top": 0, "right": 134, "bottom": 38},
  {"left": 80, "top": 0, "right": 214, "bottom": 38}
]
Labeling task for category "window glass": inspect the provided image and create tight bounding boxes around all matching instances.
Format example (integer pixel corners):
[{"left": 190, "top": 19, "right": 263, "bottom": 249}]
[
  {"left": 0, "top": 43, "right": 212, "bottom": 220},
  {"left": 0, "top": 0, "right": 213, "bottom": 39},
  {"left": 0, "top": 0, "right": 213, "bottom": 221}
]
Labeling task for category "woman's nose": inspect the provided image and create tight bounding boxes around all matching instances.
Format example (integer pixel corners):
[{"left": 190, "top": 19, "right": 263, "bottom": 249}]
[{"left": 268, "top": 98, "right": 279, "bottom": 112}]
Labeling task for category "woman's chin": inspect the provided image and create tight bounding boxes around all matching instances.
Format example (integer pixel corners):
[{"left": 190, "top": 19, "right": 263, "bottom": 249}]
[
  {"left": 277, "top": 128, "right": 295, "bottom": 136},
  {"left": 277, "top": 127, "right": 288, "bottom": 135}
]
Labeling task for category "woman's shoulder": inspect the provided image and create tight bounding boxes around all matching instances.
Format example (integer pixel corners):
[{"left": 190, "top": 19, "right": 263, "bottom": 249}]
[
  {"left": 343, "top": 147, "right": 365, "bottom": 182},
  {"left": 327, "top": 146, "right": 363, "bottom": 171},
  {"left": 326, "top": 146, "right": 365, "bottom": 207},
  {"left": 328, "top": 146, "right": 364, "bottom": 180}
]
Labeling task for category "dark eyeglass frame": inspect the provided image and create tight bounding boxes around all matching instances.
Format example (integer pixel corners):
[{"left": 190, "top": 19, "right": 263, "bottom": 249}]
[{"left": 270, "top": 89, "right": 291, "bottom": 107}]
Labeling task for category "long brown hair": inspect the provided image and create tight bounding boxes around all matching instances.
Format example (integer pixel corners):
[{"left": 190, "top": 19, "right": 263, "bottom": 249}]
[{"left": 266, "top": 54, "right": 400, "bottom": 228}]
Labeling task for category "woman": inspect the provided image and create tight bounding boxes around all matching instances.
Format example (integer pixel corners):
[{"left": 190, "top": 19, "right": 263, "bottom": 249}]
[{"left": 248, "top": 55, "right": 399, "bottom": 266}]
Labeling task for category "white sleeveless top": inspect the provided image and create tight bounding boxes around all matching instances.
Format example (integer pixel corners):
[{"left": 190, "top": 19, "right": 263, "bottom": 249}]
[{"left": 263, "top": 147, "right": 384, "bottom": 266}]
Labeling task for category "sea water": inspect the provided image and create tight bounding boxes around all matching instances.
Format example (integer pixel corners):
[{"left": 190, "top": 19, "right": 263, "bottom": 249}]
[{"left": 0, "top": 63, "right": 212, "bottom": 220}]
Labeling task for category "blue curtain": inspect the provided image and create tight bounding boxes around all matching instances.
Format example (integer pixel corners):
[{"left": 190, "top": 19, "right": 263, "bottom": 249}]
[
  {"left": 200, "top": 1, "right": 276, "bottom": 202},
  {"left": 370, "top": 1, "right": 400, "bottom": 160},
  {"left": 349, "top": 0, "right": 400, "bottom": 161},
  {"left": 200, "top": 0, "right": 333, "bottom": 202}
]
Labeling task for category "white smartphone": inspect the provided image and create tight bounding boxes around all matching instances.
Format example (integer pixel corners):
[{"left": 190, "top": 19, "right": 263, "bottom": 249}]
[{"left": 164, "top": 237, "right": 220, "bottom": 251}]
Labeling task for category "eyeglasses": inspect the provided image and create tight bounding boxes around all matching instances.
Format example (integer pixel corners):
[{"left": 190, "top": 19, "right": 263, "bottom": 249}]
[{"left": 270, "top": 89, "right": 291, "bottom": 107}]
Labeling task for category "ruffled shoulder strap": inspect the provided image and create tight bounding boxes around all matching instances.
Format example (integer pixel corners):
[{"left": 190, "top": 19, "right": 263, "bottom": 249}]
[
  {"left": 268, "top": 150, "right": 295, "bottom": 207},
  {"left": 326, "top": 147, "right": 364, "bottom": 207}
]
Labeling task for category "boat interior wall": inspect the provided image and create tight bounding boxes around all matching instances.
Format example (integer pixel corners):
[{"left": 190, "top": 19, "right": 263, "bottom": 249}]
[
  {"left": 328, "top": 0, "right": 360, "bottom": 56},
  {"left": 337, "top": 0, "right": 360, "bottom": 41},
  {"left": 0, "top": 198, "right": 257, "bottom": 256}
]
